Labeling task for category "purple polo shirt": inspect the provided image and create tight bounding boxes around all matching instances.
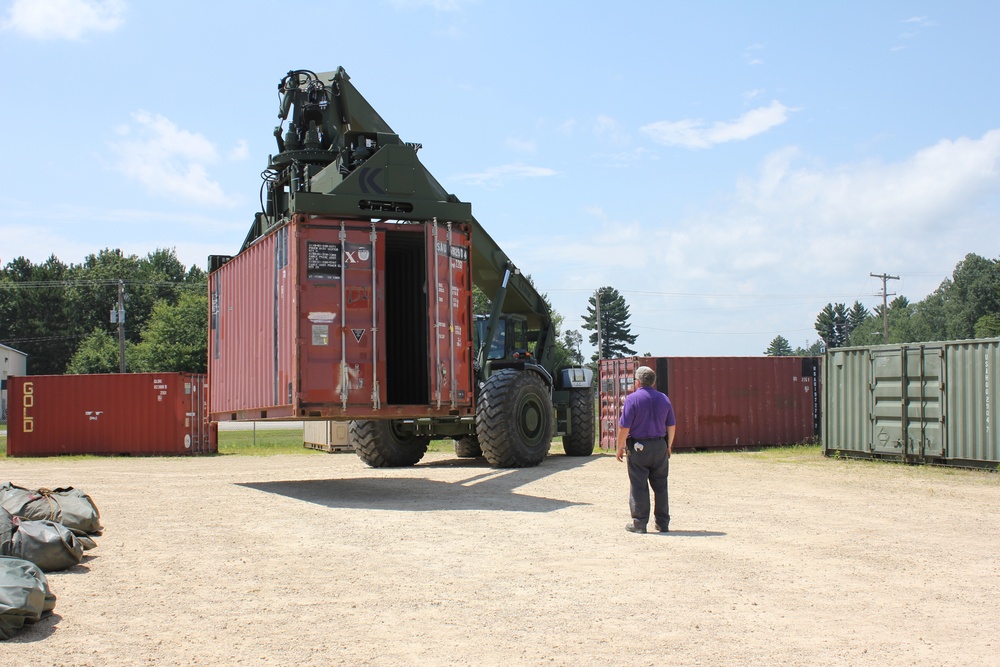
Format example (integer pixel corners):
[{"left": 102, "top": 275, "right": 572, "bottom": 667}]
[{"left": 619, "top": 386, "right": 675, "bottom": 439}]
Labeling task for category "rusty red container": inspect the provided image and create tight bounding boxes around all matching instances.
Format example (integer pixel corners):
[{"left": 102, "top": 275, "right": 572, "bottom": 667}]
[
  {"left": 7, "top": 373, "right": 217, "bottom": 457},
  {"left": 599, "top": 357, "right": 820, "bottom": 451},
  {"left": 209, "top": 215, "right": 475, "bottom": 421}
]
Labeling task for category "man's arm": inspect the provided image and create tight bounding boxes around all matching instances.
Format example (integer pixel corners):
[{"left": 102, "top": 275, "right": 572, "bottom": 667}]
[
  {"left": 616, "top": 426, "right": 629, "bottom": 462},
  {"left": 666, "top": 424, "right": 676, "bottom": 456}
]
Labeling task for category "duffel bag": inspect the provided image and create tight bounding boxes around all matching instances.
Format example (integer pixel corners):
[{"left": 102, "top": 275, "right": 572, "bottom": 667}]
[
  {"left": 0, "top": 556, "right": 56, "bottom": 640},
  {"left": 0, "top": 483, "right": 102, "bottom": 535},
  {"left": 0, "top": 508, "right": 84, "bottom": 572}
]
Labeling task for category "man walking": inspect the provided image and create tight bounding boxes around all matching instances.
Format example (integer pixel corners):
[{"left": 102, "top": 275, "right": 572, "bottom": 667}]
[{"left": 616, "top": 365, "right": 676, "bottom": 534}]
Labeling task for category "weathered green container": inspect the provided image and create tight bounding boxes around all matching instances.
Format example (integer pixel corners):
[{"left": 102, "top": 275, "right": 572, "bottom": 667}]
[{"left": 823, "top": 338, "right": 1000, "bottom": 467}]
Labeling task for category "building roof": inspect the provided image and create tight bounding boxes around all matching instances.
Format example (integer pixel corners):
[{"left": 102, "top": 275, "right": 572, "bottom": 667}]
[{"left": 0, "top": 342, "right": 27, "bottom": 356}]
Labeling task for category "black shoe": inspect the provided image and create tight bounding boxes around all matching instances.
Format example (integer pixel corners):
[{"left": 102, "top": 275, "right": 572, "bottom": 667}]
[
  {"left": 655, "top": 524, "right": 670, "bottom": 533},
  {"left": 625, "top": 523, "right": 646, "bottom": 534}
]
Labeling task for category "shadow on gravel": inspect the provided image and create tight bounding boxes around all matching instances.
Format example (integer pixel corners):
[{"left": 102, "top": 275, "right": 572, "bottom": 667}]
[
  {"left": 7, "top": 613, "right": 60, "bottom": 643},
  {"left": 652, "top": 531, "right": 726, "bottom": 538},
  {"left": 239, "top": 454, "right": 600, "bottom": 513}
]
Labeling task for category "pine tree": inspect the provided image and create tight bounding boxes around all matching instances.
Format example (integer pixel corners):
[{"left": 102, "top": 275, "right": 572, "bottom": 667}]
[
  {"left": 765, "top": 335, "right": 793, "bottom": 356},
  {"left": 581, "top": 286, "right": 637, "bottom": 361}
]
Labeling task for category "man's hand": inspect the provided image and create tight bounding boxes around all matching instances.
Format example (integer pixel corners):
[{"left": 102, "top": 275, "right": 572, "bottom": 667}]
[{"left": 616, "top": 428, "right": 629, "bottom": 461}]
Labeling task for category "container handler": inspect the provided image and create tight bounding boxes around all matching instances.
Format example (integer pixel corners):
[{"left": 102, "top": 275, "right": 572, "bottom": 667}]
[{"left": 209, "top": 68, "right": 594, "bottom": 467}]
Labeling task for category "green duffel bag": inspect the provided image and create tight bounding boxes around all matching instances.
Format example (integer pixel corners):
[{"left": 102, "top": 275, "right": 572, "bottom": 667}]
[
  {"left": 0, "top": 483, "right": 102, "bottom": 535},
  {"left": 0, "top": 556, "right": 56, "bottom": 640},
  {"left": 0, "top": 509, "right": 84, "bottom": 573}
]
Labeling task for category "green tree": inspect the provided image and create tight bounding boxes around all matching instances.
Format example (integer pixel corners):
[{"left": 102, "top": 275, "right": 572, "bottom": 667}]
[
  {"left": 943, "top": 253, "right": 1000, "bottom": 339},
  {"left": 910, "top": 287, "right": 948, "bottom": 342},
  {"left": 562, "top": 329, "right": 584, "bottom": 365},
  {"left": 581, "top": 287, "right": 637, "bottom": 361},
  {"left": 792, "top": 340, "right": 825, "bottom": 356},
  {"left": 765, "top": 335, "right": 793, "bottom": 356},
  {"left": 850, "top": 296, "right": 916, "bottom": 346},
  {"left": 974, "top": 313, "right": 1000, "bottom": 338},
  {"left": 132, "top": 292, "right": 209, "bottom": 373},
  {"left": 0, "top": 255, "right": 76, "bottom": 374},
  {"left": 847, "top": 301, "right": 870, "bottom": 332},
  {"left": 66, "top": 328, "right": 138, "bottom": 374},
  {"left": 815, "top": 301, "right": 871, "bottom": 349},
  {"left": 472, "top": 284, "right": 491, "bottom": 315},
  {"left": 815, "top": 303, "right": 848, "bottom": 349}
]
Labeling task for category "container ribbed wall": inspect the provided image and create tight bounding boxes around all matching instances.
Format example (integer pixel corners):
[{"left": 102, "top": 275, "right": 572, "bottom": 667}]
[
  {"left": 599, "top": 357, "right": 820, "bottom": 451},
  {"left": 823, "top": 338, "right": 1000, "bottom": 467},
  {"left": 7, "top": 373, "right": 216, "bottom": 457}
]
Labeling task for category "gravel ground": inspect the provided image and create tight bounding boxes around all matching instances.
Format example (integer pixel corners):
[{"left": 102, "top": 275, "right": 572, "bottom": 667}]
[{"left": 2, "top": 447, "right": 999, "bottom": 666}]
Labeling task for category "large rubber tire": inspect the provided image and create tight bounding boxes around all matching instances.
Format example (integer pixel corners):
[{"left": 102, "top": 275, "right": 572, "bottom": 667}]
[
  {"left": 562, "top": 387, "right": 596, "bottom": 456},
  {"left": 476, "top": 369, "right": 553, "bottom": 468},
  {"left": 350, "top": 419, "right": 430, "bottom": 467},
  {"left": 454, "top": 436, "right": 483, "bottom": 458}
]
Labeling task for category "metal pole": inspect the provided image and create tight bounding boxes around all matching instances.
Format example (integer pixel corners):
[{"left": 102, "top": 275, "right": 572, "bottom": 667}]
[
  {"left": 595, "top": 288, "right": 603, "bottom": 360},
  {"left": 117, "top": 280, "right": 126, "bottom": 372},
  {"left": 870, "top": 273, "right": 899, "bottom": 341}
]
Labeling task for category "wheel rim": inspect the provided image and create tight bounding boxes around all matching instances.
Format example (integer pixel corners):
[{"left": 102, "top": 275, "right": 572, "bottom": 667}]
[{"left": 518, "top": 395, "right": 544, "bottom": 443}]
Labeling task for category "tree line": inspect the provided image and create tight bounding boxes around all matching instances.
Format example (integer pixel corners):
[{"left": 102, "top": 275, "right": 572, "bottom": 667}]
[
  {"left": 767, "top": 252, "right": 1000, "bottom": 355},
  {"left": 9, "top": 249, "right": 995, "bottom": 373},
  {"left": 0, "top": 249, "right": 207, "bottom": 374}
]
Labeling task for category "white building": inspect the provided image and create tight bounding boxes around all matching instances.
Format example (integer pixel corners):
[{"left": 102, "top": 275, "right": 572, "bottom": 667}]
[{"left": 1, "top": 343, "right": 28, "bottom": 422}]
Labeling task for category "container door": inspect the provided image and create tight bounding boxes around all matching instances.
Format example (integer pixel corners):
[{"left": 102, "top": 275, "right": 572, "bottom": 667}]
[
  {"left": 906, "top": 346, "right": 944, "bottom": 458},
  {"left": 870, "top": 349, "right": 907, "bottom": 456},
  {"left": 870, "top": 346, "right": 945, "bottom": 459},
  {"left": 598, "top": 357, "right": 642, "bottom": 451},
  {"left": 298, "top": 222, "right": 386, "bottom": 411},
  {"left": 425, "top": 222, "right": 474, "bottom": 408}
]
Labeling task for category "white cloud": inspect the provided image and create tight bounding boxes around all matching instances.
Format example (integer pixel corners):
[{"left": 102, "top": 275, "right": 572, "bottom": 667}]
[
  {"left": 742, "top": 43, "right": 765, "bottom": 66},
  {"left": 594, "top": 114, "right": 631, "bottom": 146},
  {"left": 110, "top": 111, "right": 237, "bottom": 207},
  {"left": 228, "top": 139, "right": 250, "bottom": 161},
  {"left": 2, "top": 0, "right": 125, "bottom": 40},
  {"left": 641, "top": 101, "right": 792, "bottom": 149},
  {"left": 516, "top": 129, "right": 1000, "bottom": 355},
  {"left": 505, "top": 137, "right": 536, "bottom": 154},
  {"left": 450, "top": 163, "right": 557, "bottom": 187},
  {"left": 555, "top": 119, "right": 577, "bottom": 136}
]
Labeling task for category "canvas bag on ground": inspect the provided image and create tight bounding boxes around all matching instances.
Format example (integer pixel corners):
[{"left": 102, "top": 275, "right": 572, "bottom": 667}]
[
  {"left": 0, "top": 556, "right": 56, "bottom": 640},
  {"left": 0, "top": 483, "right": 103, "bottom": 535},
  {"left": 0, "top": 508, "right": 84, "bottom": 572}
]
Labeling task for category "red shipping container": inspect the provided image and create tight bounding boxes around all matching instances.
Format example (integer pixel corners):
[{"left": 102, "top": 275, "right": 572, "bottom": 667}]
[
  {"left": 7, "top": 373, "right": 217, "bottom": 457},
  {"left": 599, "top": 357, "right": 820, "bottom": 451},
  {"left": 209, "top": 215, "right": 474, "bottom": 421}
]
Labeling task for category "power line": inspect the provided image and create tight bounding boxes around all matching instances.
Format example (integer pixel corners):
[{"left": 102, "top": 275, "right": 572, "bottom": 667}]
[{"left": 0, "top": 279, "right": 205, "bottom": 290}]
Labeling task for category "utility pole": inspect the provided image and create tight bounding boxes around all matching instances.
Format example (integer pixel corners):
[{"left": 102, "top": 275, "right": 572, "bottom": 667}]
[
  {"left": 870, "top": 272, "right": 899, "bottom": 342},
  {"left": 116, "top": 280, "right": 126, "bottom": 372},
  {"left": 595, "top": 288, "right": 603, "bottom": 361}
]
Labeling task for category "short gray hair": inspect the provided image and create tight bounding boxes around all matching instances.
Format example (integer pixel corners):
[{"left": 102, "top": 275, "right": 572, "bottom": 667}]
[{"left": 634, "top": 365, "right": 656, "bottom": 387}]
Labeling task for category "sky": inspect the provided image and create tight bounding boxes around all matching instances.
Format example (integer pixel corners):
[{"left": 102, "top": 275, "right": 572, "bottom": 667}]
[{"left": 1, "top": 0, "right": 999, "bottom": 359}]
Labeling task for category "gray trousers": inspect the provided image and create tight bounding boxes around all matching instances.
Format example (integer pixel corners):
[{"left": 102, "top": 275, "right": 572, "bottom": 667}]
[{"left": 626, "top": 438, "right": 670, "bottom": 528}]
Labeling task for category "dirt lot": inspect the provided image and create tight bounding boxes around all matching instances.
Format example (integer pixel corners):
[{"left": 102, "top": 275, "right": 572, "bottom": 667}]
[{"left": 3, "top": 447, "right": 1000, "bottom": 666}]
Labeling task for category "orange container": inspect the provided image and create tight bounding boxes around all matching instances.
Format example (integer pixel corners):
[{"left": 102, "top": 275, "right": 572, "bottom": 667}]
[
  {"left": 599, "top": 357, "right": 820, "bottom": 450},
  {"left": 209, "top": 215, "right": 475, "bottom": 421},
  {"left": 7, "top": 373, "right": 216, "bottom": 456}
]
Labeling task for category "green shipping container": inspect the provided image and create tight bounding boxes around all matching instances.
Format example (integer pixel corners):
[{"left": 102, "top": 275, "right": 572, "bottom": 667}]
[{"left": 823, "top": 338, "right": 1000, "bottom": 467}]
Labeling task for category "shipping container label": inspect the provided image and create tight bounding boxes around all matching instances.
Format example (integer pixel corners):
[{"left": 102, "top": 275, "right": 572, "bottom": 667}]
[
  {"left": 312, "top": 324, "right": 329, "bottom": 345},
  {"left": 306, "top": 241, "right": 341, "bottom": 279},
  {"left": 435, "top": 241, "right": 468, "bottom": 263},
  {"left": 22, "top": 380, "right": 34, "bottom": 433},
  {"left": 153, "top": 378, "right": 169, "bottom": 402},
  {"left": 307, "top": 241, "right": 373, "bottom": 280}
]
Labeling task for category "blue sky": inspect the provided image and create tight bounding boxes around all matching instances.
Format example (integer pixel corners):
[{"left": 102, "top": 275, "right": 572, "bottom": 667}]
[{"left": 2, "top": 1, "right": 998, "bottom": 358}]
